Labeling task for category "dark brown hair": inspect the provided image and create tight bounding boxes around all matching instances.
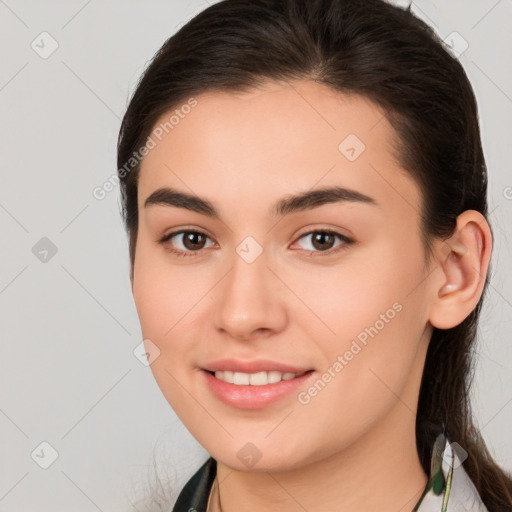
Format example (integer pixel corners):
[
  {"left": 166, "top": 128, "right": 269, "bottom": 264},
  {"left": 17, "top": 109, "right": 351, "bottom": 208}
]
[{"left": 117, "top": 0, "right": 512, "bottom": 509}]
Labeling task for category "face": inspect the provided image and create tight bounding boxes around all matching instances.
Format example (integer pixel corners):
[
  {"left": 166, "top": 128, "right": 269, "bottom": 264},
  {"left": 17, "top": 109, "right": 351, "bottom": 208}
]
[{"left": 131, "top": 80, "right": 434, "bottom": 472}]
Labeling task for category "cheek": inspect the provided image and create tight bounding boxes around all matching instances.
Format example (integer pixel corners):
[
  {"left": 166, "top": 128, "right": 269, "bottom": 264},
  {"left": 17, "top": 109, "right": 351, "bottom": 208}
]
[
  {"left": 131, "top": 235, "right": 223, "bottom": 401},
  {"left": 289, "top": 240, "right": 427, "bottom": 405},
  {"left": 284, "top": 239, "right": 424, "bottom": 342},
  {"left": 131, "top": 244, "right": 206, "bottom": 409},
  {"left": 132, "top": 236, "right": 206, "bottom": 339}
]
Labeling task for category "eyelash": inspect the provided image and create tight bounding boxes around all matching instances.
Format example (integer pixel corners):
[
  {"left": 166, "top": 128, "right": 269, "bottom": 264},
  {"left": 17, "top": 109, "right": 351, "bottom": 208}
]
[{"left": 157, "top": 229, "right": 354, "bottom": 258}]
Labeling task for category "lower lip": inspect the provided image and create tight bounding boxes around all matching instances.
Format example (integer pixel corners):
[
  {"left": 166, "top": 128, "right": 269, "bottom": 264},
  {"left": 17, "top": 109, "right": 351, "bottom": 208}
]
[{"left": 202, "top": 370, "right": 315, "bottom": 409}]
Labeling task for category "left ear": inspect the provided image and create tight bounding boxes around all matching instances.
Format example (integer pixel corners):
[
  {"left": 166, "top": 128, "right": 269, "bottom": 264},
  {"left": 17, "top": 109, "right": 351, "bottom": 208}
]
[{"left": 428, "top": 210, "right": 492, "bottom": 329}]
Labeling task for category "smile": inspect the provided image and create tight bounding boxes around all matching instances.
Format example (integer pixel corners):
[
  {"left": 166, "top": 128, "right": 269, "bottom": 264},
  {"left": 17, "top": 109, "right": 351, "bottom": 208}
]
[
  {"left": 202, "top": 369, "right": 315, "bottom": 409},
  {"left": 212, "top": 370, "right": 308, "bottom": 385}
]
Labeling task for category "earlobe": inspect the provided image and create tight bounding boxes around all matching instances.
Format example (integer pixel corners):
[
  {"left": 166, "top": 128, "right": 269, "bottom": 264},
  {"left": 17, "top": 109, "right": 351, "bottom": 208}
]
[{"left": 429, "top": 210, "right": 492, "bottom": 329}]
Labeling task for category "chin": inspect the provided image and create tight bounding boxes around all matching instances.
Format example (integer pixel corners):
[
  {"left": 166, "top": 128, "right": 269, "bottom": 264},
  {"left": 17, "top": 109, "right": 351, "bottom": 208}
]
[{"left": 207, "top": 440, "right": 313, "bottom": 473}]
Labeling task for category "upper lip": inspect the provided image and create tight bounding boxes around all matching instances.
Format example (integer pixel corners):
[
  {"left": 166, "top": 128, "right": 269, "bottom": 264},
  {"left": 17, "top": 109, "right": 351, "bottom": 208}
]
[{"left": 202, "top": 358, "right": 313, "bottom": 374}]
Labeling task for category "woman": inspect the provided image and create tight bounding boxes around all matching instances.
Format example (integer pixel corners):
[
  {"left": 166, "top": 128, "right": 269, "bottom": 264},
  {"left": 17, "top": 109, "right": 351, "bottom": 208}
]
[{"left": 117, "top": 0, "right": 512, "bottom": 510}]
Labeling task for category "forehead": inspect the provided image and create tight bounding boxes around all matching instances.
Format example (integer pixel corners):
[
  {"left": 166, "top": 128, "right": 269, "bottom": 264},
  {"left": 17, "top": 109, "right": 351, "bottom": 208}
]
[{"left": 137, "top": 80, "right": 420, "bottom": 221}]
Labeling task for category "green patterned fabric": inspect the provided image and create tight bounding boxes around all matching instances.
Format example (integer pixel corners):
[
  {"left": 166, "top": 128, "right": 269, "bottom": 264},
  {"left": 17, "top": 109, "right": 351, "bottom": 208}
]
[{"left": 171, "top": 433, "right": 488, "bottom": 511}]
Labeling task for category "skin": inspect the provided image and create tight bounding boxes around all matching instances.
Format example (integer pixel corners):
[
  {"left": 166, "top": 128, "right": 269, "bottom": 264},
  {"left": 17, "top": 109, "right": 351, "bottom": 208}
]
[{"left": 130, "top": 80, "right": 492, "bottom": 512}]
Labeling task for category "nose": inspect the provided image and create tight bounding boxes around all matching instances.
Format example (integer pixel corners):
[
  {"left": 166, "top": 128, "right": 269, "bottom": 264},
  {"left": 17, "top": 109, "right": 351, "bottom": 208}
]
[{"left": 212, "top": 246, "right": 287, "bottom": 341}]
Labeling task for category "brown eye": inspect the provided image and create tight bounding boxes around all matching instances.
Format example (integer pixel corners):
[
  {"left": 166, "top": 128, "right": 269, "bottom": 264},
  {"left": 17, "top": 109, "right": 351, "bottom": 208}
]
[
  {"left": 181, "top": 231, "right": 207, "bottom": 250},
  {"left": 158, "top": 230, "right": 215, "bottom": 257},
  {"left": 294, "top": 230, "right": 354, "bottom": 256},
  {"left": 310, "top": 232, "right": 336, "bottom": 251}
]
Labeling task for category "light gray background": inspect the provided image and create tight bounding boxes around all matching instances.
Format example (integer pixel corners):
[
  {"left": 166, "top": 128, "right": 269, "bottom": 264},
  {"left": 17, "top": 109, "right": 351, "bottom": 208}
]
[{"left": 1, "top": 1, "right": 511, "bottom": 511}]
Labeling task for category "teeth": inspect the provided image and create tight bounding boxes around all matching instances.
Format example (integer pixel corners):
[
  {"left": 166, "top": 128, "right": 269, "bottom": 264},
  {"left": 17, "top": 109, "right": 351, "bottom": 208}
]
[{"left": 214, "top": 370, "right": 303, "bottom": 385}]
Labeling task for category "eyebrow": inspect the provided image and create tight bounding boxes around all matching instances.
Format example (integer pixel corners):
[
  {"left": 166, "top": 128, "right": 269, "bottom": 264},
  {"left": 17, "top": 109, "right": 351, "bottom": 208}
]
[{"left": 144, "top": 185, "right": 378, "bottom": 219}]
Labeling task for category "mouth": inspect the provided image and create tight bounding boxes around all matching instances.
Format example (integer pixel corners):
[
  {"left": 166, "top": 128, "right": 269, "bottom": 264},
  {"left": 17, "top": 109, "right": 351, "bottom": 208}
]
[
  {"left": 201, "top": 368, "right": 316, "bottom": 409},
  {"left": 204, "top": 369, "right": 314, "bottom": 386}
]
